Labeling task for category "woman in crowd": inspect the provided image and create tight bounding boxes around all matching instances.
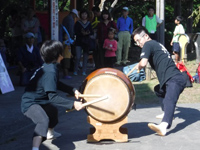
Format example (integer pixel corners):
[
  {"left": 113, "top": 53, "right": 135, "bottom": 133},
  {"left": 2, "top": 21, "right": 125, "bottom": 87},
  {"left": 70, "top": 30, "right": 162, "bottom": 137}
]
[{"left": 74, "top": 9, "right": 93, "bottom": 76}]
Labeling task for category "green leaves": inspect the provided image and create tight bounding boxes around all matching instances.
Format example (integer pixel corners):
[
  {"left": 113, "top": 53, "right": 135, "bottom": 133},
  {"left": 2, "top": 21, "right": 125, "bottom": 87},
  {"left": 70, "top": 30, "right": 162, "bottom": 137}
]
[{"left": 189, "top": 6, "right": 200, "bottom": 27}]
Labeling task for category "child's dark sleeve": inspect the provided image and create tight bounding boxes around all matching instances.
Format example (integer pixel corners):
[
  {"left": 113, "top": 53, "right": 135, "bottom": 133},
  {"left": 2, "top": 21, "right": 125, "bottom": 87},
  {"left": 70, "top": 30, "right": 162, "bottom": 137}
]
[
  {"left": 48, "top": 92, "right": 74, "bottom": 109},
  {"left": 57, "top": 81, "right": 77, "bottom": 96}
]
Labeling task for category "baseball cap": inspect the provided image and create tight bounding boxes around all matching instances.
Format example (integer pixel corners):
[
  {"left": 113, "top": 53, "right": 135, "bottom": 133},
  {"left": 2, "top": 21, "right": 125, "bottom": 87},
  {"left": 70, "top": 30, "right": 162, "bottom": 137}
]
[
  {"left": 123, "top": 7, "right": 129, "bottom": 11},
  {"left": 25, "top": 32, "right": 35, "bottom": 38},
  {"left": 71, "top": 9, "right": 79, "bottom": 18}
]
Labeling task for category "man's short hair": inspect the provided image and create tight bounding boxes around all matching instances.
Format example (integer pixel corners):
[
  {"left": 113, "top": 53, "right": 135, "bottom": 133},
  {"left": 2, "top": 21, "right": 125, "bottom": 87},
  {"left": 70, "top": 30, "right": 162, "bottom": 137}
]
[
  {"left": 147, "top": 6, "right": 155, "bottom": 11},
  {"left": 40, "top": 40, "right": 63, "bottom": 63},
  {"left": 132, "top": 26, "right": 149, "bottom": 38}
]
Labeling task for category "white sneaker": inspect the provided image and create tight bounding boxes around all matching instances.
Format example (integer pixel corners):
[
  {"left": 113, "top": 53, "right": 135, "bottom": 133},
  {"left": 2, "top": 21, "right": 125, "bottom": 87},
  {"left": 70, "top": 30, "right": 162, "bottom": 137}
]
[
  {"left": 156, "top": 113, "right": 164, "bottom": 119},
  {"left": 47, "top": 129, "right": 61, "bottom": 140},
  {"left": 148, "top": 123, "right": 166, "bottom": 136}
]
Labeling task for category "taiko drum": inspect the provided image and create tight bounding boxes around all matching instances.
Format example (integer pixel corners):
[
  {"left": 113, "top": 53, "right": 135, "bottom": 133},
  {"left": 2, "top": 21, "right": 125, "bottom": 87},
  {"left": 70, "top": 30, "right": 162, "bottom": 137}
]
[{"left": 80, "top": 68, "right": 135, "bottom": 123}]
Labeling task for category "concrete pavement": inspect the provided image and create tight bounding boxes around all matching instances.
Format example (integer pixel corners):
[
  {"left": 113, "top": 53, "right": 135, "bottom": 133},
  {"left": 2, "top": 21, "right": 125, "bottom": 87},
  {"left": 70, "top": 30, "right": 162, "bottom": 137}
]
[{"left": 1, "top": 67, "right": 200, "bottom": 150}]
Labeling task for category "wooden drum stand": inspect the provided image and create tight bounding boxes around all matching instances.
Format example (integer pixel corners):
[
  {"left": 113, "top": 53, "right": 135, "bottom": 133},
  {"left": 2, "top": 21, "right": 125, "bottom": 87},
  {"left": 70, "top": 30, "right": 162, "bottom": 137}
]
[{"left": 87, "top": 115, "right": 128, "bottom": 142}]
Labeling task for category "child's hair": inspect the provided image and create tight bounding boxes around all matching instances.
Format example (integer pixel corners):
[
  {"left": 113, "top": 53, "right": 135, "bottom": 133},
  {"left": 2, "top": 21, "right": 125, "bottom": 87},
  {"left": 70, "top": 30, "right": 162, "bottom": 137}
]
[
  {"left": 40, "top": 40, "right": 63, "bottom": 63},
  {"left": 176, "top": 16, "right": 183, "bottom": 22},
  {"left": 108, "top": 27, "right": 116, "bottom": 34}
]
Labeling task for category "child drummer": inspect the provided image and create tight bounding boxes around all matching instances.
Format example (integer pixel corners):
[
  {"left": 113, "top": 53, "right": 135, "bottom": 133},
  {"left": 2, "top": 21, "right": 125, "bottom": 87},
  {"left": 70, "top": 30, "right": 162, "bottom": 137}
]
[{"left": 21, "top": 40, "right": 84, "bottom": 150}]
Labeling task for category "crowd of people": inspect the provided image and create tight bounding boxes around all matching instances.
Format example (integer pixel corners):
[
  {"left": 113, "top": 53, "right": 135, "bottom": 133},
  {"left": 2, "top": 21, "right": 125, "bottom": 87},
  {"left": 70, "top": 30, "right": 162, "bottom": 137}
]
[
  {"left": 0, "top": 5, "right": 166, "bottom": 85},
  {"left": 0, "top": 5, "right": 188, "bottom": 150}
]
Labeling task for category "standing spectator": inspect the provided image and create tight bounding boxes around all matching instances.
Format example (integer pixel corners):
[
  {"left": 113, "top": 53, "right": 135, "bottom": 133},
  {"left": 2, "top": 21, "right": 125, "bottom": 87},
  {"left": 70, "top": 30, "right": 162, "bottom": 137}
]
[
  {"left": 142, "top": 6, "right": 163, "bottom": 40},
  {"left": 62, "top": 9, "right": 79, "bottom": 42},
  {"left": 21, "top": 7, "right": 40, "bottom": 45},
  {"left": 9, "top": 9, "right": 23, "bottom": 64},
  {"left": 61, "top": 34, "right": 72, "bottom": 79},
  {"left": 91, "top": 6, "right": 101, "bottom": 30},
  {"left": 96, "top": 9, "right": 117, "bottom": 68},
  {"left": 90, "top": 6, "right": 101, "bottom": 70},
  {"left": 132, "top": 26, "right": 186, "bottom": 136},
  {"left": 103, "top": 28, "right": 117, "bottom": 68},
  {"left": 116, "top": 7, "right": 133, "bottom": 66},
  {"left": 74, "top": 9, "right": 93, "bottom": 76},
  {"left": 17, "top": 32, "right": 43, "bottom": 86},
  {"left": 170, "top": 16, "right": 185, "bottom": 64},
  {"left": 62, "top": 9, "right": 79, "bottom": 71}
]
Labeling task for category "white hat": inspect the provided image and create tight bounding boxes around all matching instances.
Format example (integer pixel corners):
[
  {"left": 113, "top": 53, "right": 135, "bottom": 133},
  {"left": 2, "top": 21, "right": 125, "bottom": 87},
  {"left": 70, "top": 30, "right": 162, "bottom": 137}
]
[
  {"left": 71, "top": 9, "right": 79, "bottom": 18},
  {"left": 123, "top": 7, "right": 129, "bottom": 11}
]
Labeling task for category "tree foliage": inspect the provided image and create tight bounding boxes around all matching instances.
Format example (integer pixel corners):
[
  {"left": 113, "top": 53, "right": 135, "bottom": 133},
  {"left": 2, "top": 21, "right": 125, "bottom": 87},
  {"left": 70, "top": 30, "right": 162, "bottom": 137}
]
[{"left": 189, "top": 5, "right": 200, "bottom": 27}]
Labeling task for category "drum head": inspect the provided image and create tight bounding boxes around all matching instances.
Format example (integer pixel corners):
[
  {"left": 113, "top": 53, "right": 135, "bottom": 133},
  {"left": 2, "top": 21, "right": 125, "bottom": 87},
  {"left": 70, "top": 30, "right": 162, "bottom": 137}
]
[{"left": 83, "top": 74, "right": 131, "bottom": 122}]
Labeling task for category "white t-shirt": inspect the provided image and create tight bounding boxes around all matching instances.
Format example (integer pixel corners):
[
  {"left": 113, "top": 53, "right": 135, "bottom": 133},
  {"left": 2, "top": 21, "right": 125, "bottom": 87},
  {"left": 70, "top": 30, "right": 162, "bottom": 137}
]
[{"left": 172, "top": 24, "right": 185, "bottom": 42}]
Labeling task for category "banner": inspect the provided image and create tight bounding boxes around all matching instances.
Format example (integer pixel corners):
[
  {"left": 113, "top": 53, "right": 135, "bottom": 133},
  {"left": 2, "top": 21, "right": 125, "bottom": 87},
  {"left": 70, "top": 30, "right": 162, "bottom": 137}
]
[
  {"left": 51, "top": 0, "right": 59, "bottom": 40},
  {"left": 0, "top": 54, "right": 14, "bottom": 94}
]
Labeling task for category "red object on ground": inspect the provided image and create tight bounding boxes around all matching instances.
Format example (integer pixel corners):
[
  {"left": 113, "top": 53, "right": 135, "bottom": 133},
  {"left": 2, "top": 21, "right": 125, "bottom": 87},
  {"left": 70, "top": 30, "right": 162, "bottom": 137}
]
[
  {"left": 176, "top": 62, "right": 194, "bottom": 82},
  {"left": 197, "top": 63, "right": 200, "bottom": 83}
]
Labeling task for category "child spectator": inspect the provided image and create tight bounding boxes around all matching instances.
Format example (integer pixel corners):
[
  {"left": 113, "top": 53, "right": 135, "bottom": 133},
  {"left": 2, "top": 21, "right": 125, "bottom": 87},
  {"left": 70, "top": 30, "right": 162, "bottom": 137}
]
[
  {"left": 21, "top": 40, "right": 84, "bottom": 150},
  {"left": 170, "top": 16, "right": 185, "bottom": 64},
  {"left": 61, "top": 34, "right": 72, "bottom": 79},
  {"left": 103, "top": 28, "right": 117, "bottom": 68}
]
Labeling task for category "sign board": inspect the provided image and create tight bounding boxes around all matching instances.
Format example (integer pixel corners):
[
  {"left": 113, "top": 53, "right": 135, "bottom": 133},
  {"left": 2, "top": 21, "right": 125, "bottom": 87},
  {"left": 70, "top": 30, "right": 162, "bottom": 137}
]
[
  {"left": 51, "top": 0, "right": 59, "bottom": 40},
  {"left": 0, "top": 54, "right": 15, "bottom": 94}
]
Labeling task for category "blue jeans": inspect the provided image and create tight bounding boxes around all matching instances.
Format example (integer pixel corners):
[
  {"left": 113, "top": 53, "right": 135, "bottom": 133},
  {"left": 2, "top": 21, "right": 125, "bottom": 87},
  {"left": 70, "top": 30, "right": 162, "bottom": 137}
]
[
  {"left": 154, "top": 73, "right": 186, "bottom": 128},
  {"left": 74, "top": 46, "right": 88, "bottom": 73}
]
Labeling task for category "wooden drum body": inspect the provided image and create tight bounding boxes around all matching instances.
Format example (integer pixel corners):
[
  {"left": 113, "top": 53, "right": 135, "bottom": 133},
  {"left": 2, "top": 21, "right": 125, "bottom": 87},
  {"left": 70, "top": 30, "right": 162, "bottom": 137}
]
[{"left": 80, "top": 68, "right": 135, "bottom": 123}]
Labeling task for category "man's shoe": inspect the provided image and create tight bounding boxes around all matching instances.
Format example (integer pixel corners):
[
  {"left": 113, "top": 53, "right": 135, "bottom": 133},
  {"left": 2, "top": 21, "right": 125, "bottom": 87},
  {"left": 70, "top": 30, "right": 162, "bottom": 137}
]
[
  {"left": 148, "top": 123, "right": 166, "bottom": 136},
  {"left": 47, "top": 129, "right": 61, "bottom": 140}
]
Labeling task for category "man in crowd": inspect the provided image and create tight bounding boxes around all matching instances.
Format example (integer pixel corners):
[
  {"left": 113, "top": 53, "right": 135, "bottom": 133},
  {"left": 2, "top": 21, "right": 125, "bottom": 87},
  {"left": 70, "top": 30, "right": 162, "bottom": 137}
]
[{"left": 116, "top": 7, "right": 133, "bottom": 66}]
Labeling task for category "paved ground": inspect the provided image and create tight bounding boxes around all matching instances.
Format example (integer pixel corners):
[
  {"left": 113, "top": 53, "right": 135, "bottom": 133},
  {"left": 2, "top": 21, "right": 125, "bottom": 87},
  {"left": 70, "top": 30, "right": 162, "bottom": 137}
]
[{"left": 1, "top": 66, "right": 200, "bottom": 150}]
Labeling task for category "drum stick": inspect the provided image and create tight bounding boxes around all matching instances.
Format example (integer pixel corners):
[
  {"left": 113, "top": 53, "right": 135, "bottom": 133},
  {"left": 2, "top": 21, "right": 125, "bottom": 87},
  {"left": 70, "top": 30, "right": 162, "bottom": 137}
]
[
  {"left": 126, "top": 65, "right": 138, "bottom": 76},
  {"left": 82, "top": 95, "right": 108, "bottom": 107},
  {"left": 66, "top": 95, "right": 108, "bottom": 113},
  {"left": 78, "top": 94, "right": 102, "bottom": 98}
]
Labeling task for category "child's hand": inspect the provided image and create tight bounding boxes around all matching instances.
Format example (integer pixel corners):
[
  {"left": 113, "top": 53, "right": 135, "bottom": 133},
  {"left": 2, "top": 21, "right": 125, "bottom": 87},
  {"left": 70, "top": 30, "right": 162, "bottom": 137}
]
[
  {"left": 74, "top": 101, "right": 85, "bottom": 111},
  {"left": 74, "top": 90, "right": 81, "bottom": 99},
  {"left": 170, "top": 41, "right": 173, "bottom": 46}
]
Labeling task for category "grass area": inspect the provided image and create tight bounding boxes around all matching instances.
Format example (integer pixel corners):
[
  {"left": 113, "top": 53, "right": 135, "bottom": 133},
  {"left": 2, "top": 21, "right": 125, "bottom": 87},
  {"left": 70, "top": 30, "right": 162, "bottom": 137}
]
[{"left": 132, "top": 59, "right": 200, "bottom": 104}]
